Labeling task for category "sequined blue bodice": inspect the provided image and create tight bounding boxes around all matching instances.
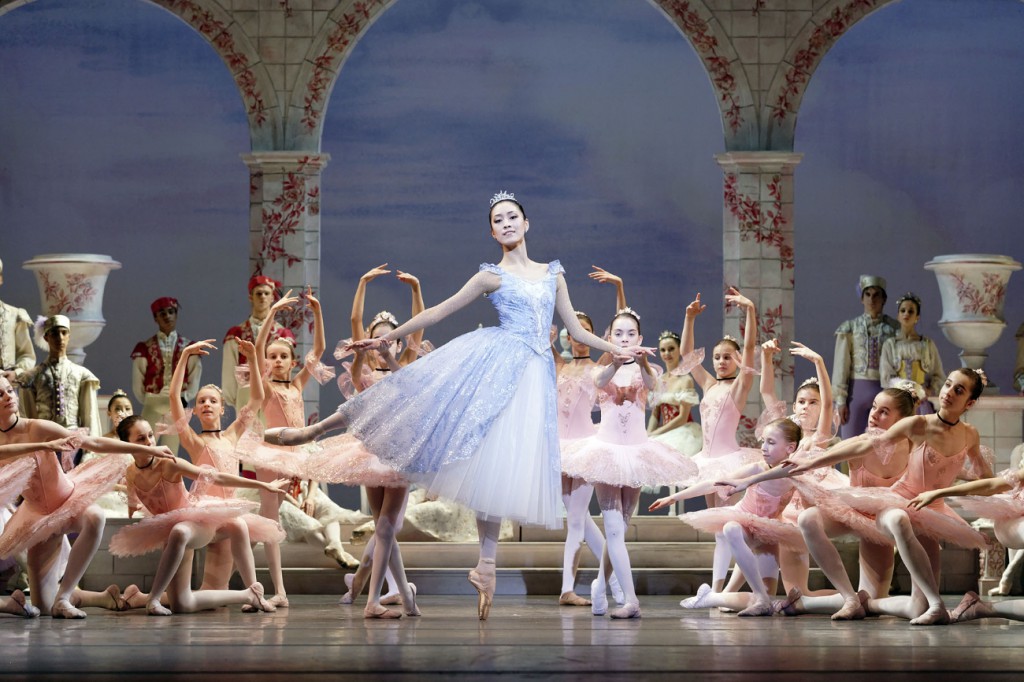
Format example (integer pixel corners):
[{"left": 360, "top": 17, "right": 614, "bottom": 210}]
[{"left": 480, "top": 261, "right": 563, "bottom": 355}]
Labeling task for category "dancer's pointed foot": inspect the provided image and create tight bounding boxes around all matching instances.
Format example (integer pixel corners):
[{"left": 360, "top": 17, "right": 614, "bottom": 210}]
[
  {"left": 264, "top": 424, "right": 323, "bottom": 446},
  {"left": 402, "top": 584, "right": 420, "bottom": 617},
  {"left": 121, "top": 584, "right": 146, "bottom": 611},
  {"left": 338, "top": 573, "right": 357, "bottom": 604},
  {"left": 468, "top": 559, "right": 496, "bottom": 621},
  {"left": 609, "top": 574, "right": 625, "bottom": 605},
  {"left": 364, "top": 604, "right": 402, "bottom": 619},
  {"left": 738, "top": 599, "right": 774, "bottom": 617},
  {"left": 951, "top": 591, "right": 996, "bottom": 623},
  {"left": 680, "top": 583, "right": 713, "bottom": 610},
  {"left": 559, "top": 591, "right": 591, "bottom": 606},
  {"left": 51, "top": 598, "right": 86, "bottom": 619},
  {"left": 325, "top": 542, "right": 360, "bottom": 569},
  {"left": 1, "top": 590, "right": 38, "bottom": 618},
  {"left": 147, "top": 600, "right": 172, "bottom": 616},
  {"left": 268, "top": 594, "right": 289, "bottom": 608},
  {"left": 773, "top": 587, "right": 804, "bottom": 617},
  {"left": 590, "top": 579, "right": 608, "bottom": 616},
  {"left": 244, "top": 582, "right": 277, "bottom": 613},
  {"left": 831, "top": 594, "right": 866, "bottom": 621},
  {"left": 910, "top": 602, "right": 951, "bottom": 626},
  {"left": 101, "top": 584, "right": 124, "bottom": 611},
  {"left": 988, "top": 583, "right": 1010, "bottom": 597},
  {"left": 608, "top": 601, "right": 641, "bottom": 619}
]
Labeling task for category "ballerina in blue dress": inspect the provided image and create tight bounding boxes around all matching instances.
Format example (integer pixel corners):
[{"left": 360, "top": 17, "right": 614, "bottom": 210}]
[{"left": 266, "top": 191, "right": 646, "bottom": 619}]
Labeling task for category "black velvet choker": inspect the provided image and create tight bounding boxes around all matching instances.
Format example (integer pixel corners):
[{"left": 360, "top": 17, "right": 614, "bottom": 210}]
[
  {"left": 936, "top": 413, "right": 960, "bottom": 427},
  {"left": 0, "top": 416, "right": 17, "bottom": 433},
  {"left": 135, "top": 456, "right": 156, "bottom": 470},
  {"left": 201, "top": 429, "right": 222, "bottom": 434},
  {"left": 271, "top": 379, "right": 292, "bottom": 384},
  {"left": 572, "top": 355, "right": 590, "bottom": 360}
]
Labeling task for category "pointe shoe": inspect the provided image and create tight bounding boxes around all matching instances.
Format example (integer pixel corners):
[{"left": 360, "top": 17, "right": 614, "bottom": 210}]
[
  {"left": 244, "top": 582, "right": 277, "bottom": 613},
  {"left": 950, "top": 591, "right": 996, "bottom": 623},
  {"left": 51, "top": 598, "right": 87, "bottom": 619},
  {"left": 737, "top": 599, "right": 774, "bottom": 617},
  {"left": 608, "top": 574, "right": 625, "bottom": 606},
  {"left": 608, "top": 602, "right": 641, "bottom": 619},
  {"left": 772, "top": 587, "right": 803, "bottom": 617},
  {"left": 269, "top": 594, "right": 289, "bottom": 608},
  {"left": 590, "top": 579, "right": 608, "bottom": 616},
  {"left": 147, "top": 600, "right": 172, "bottom": 616},
  {"left": 831, "top": 594, "right": 866, "bottom": 621},
  {"left": 264, "top": 424, "right": 322, "bottom": 447},
  {"left": 680, "top": 583, "right": 713, "bottom": 610},
  {"left": 103, "top": 584, "right": 125, "bottom": 611},
  {"left": 364, "top": 604, "right": 402, "bottom": 619},
  {"left": 325, "top": 542, "right": 360, "bottom": 569},
  {"left": 468, "top": 560, "right": 496, "bottom": 621},
  {"left": 8, "top": 590, "right": 39, "bottom": 618},
  {"left": 559, "top": 591, "right": 591, "bottom": 606}
]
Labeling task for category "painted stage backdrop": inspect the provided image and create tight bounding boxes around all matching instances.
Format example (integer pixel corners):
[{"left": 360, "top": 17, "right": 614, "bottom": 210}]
[{"left": 2, "top": 0, "right": 1023, "bottom": 424}]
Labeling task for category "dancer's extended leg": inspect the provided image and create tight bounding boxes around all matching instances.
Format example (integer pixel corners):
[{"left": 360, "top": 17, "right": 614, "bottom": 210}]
[
  {"left": 469, "top": 516, "right": 501, "bottom": 620},
  {"left": 561, "top": 478, "right": 598, "bottom": 604},
  {"left": 594, "top": 484, "right": 640, "bottom": 619}
]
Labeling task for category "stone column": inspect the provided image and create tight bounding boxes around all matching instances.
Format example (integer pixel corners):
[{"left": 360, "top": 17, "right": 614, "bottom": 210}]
[
  {"left": 715, "top": 151, "right": 802, "bottom": 446},
  {"left": 242, "top": 151, "right": 330, "bottom": 422}
]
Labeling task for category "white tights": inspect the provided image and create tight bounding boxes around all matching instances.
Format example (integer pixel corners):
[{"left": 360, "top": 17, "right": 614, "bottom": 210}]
[
  {"left": 561, "top": 478, "right": 604, "bottom": 595},
  {"left": 592, "top": 485, "right": 640, "bottom": 607}
]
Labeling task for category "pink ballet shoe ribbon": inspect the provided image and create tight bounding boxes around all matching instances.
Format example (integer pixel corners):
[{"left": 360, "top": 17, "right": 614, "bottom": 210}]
[{"left": 304, "top": 351, "right": 336, "bottom": 385}]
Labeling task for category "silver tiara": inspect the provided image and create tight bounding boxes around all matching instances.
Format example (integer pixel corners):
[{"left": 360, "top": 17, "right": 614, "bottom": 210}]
[
  {"left": 616, "top": 306, "right": 641, "bottom": 321},
  {"left": 798, "top": 377, "right": 819, "bottom": 389},
  {"left": 369, "top": 310, "right": 399, "bottom": 330},
  {"left": 490, "top": 190, "right": 517, "bottom": 207}
]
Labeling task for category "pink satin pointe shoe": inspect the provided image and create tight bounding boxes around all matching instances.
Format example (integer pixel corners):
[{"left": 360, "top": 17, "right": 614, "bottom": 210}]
[
  {"left": 364, "top": 604, "right": 402, "bottom": 619},
  {"left": 468, "top": 559, "right": 496, "bottom": 621},
  {"left": 244, "top": 582, "right": 277, "bottom": 613}
]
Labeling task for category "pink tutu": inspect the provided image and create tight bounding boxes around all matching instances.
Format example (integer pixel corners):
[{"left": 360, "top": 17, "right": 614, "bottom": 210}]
[
  {"left": 0, "top": 458, "right": 37, "bottom": 508},
  {"left": 678, "top": 507, "right": 806, "bottom": 554},
  {"left": 686, "top": 447, "right": 764, "bottom": 485},
  {"left": 303, "top": 433, "right": 408, "bottom": 488},
  {"left": 109, "top": 498, "right": 260, "bottom": 556},
  {"left": 235, "top": 430, "right": 317, "bottom": 479},
  {"left": 790, "top": 478, "right": 893, "bottom": 546},
  {"left": 832, "top": 487, "right": 987, "bottom": 550},
  {"left": 560, "top": 437, "right": 697, "bottom": 488},
  {"left": 0, "top": 454, "right": 129, "bottom": 557},
  {"left": 951, "top": 494, "right": 1024, "bottom": 522}
]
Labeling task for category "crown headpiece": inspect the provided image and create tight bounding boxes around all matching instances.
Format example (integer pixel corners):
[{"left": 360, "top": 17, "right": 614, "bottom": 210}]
[
  {"left": 110, "top": 388, "right": 129, "bottom": 399},
  {"left": 888, "top": 378, "right": 926, "bottom": 402},
  {"left": 896, "top": 291, "right": 921, "bottom": 309},
  {"left": 798, "top": 377, "right": 820, "bottom": 390},
  {"left": 659, "top": 330, "right": 680, "bottom": 342},
  {"left": 615, "top": 306, "right": 641, "bottom": 321},
  {"left": 722, "top": 334, "right": 738, "bottom": 343},
  {"left": 369, "top": 310, "right": 399, "bottom": 332},
  {"left": 489, "top": 190, "right": 517, "bottom": 207}
]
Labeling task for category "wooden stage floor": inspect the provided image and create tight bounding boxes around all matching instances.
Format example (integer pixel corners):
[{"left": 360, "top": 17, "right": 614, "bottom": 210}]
[{"left": 2, "top": 595, "right": 1024, "bottom": 681}]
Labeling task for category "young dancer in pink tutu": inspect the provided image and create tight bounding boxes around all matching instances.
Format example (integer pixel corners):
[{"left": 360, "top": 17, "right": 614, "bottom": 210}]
[
  {"left": 305, "top": 266, "right": 425, "bottom": 619},
  {"left": 551, "top": 266, "right": 625, "bottom": 608},
  {"left": 110, "top": 415, "right": 289, "bottom": 615},
  {"left": 0, "top": 376, "right": 173, "bottom": 618},
  {"left": 650, "top": 418, "right": 805, "bottom": 616},
  {"left": 266, "top": 192, "right": 646, "bottom": 620},
  {"left": 561, "top": 308, "right": 697, "bottom": 619},
  {"left": 165, "top": 337, "right": 272, "bottom": 592},
  {"left": 672, "top": 289, "right": 763, "bottom": 592},
  {"left": 909, "top": 452, "right": 1024, "bottom": 623},
  {"left": 785, "top": 368, "right": 991, "bottom": 625}
]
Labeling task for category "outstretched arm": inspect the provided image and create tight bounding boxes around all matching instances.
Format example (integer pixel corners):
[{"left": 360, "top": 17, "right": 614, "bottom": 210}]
[
  {"left": 294, "top": 288, "right": 326, "bottom": 389},
  {"left": 227, "top": 338, "right": 265, "bottom": 440},
  {"left": 555, "top": 275, "right": 642, "bottom": 360},
  {"left": 681, "top": 294, "right": 712, "bottom": 389},
  {"left": 397, "top": 270, "right": 425, "bottom": 366},
  {"left": 649, "top": 462, "right": 764, "bottom": 510},
  {"left": 173, "top": 457, "right": 294, "bottom": 501},
  {"left": 727, "top": 287, "right": 758, "bottom": 410},
  {"left": 760, "top": 339, "right": 780, "bottom": 407},
  {"left": 786, "top": 415, "right": 919, "bottom": 473},
  {"left": 791, "top": 341, "right": 834, "bottom": 443},
  {"left": 350, "top": 264, "right": 390, "bottom": 343},
  {"left": 171, "top": 340, "right": 214, "bottom": 455},
  {"left": 0, "top": 437, "right": 80, "bottom": 461},
  {"left": 909, "top": 474, "right": 1012, "bottom": 510},
  {"left": 589, "top": 266, "right": 627, "bottom": 310},
  {"left": 352, "top": 271, "right": 500, "bottom": 352}
]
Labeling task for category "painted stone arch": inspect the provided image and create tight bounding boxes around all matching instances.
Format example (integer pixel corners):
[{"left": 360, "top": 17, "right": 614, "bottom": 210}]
[
  {"left": 762, "top": 0, "right": 898, "bottom": 150},
  {"left": 0, "top": 0, "right": 282, "bottom": 150},
  {"left": 288, "top": 0, "right": 755, "bottom": 151}
]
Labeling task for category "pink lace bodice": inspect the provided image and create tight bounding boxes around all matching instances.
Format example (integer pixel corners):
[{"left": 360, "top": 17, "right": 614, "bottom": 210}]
[
  {"left": 737, "top": 480, "right": 795, "bottom": 519},
  {"left": 21, "top": 451, "right": 74, "bottom": 513},
  {"left": 890, "top": 442, "right": 968, "bottom": 499},
  {"left": 264, "top": 385, "right": 304, "bottom": 429},
  {"left": 850, "top": 465, "right": 902, "bottom": 488},
  {"left": 556, "top": 369, "right": 597, "bottom": 439},
  {"left": 131, "top": 473, "right": 190, "bottom": 516},
  {"left": 192, "top": 438, "right": 238, "bottom": 498},
  {"left": 699, "top": 384, "right": 741, "bottom": 457},
  {"left": 593, "top": 367, "right": 651, "bottom": 445}
]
